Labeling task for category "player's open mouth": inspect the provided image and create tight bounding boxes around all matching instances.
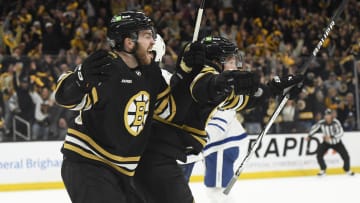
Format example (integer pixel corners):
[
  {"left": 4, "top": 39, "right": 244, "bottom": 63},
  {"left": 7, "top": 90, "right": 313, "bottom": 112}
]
[{"left": 148, "top": 50, "right": 154, "bottom": 60}]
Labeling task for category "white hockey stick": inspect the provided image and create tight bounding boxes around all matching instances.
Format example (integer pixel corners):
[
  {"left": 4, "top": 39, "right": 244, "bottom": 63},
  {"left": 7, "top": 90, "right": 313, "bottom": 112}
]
[
  {"left": 192, "top": 0, "right": 205, "bottom": 42},
  {"left": 223, "top": 0, "right": 349, "bottom": 195}
]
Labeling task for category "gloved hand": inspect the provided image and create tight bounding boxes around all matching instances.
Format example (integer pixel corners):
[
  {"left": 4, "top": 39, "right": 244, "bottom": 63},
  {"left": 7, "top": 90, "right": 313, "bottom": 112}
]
[
  {"left": 75, "top": 50, "right": 112, "bottom": 92},
  {"left": 213, "top": 71, "right": 236, "bottom": 95},
  {"left": 179, "top": 41, "right": 205, "bottom": 75},
  {"left": 268, "top": 75, "right": 304, "bottom": 99},
  {"left": 232, "top": 71, "right": 260, "bottom": 95},
  {"left": 213, "top": 70, "right": 260, "bottom": 96}
]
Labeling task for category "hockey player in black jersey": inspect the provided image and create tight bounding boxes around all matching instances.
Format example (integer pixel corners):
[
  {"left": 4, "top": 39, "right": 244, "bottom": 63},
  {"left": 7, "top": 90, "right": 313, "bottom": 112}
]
[
  {"left": 54, "top": 11, "right": 205, "bottom": 203},
  {"left": 134, "top": 36, "right": 304, "bottom": 203}
]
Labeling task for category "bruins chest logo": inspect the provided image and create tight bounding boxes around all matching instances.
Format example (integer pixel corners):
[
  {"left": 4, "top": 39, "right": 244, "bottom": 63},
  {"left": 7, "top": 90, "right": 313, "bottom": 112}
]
[{"left": 124, "top": 91, "right": 150, "bottom": 136}]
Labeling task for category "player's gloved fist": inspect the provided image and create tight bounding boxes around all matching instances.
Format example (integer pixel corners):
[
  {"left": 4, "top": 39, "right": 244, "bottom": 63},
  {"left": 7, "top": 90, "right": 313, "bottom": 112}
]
[
  {"left": 268, "top": 75, "right": 304, "bottom": 99},
  {"left": 232, "top": 71, "right": 260, "bottom": 95},
  {"left": 213, "top": 71, "right": 236, "bottom": 95},
  {"left": 75, "top": 50, "right": 112, "bottom": 92},
  {"left": 180, "top": 41, "right": 205, "bottom": 75}
]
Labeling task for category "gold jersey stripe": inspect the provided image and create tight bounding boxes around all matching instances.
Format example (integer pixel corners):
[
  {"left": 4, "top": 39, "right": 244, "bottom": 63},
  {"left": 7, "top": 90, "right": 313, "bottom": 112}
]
[
  {"left": 91, "top": 87, "right": 98, "bottom": 104},
  {"left": 55, "top": 72, "right": 77, "bottom": 109},
  {"left": 237, "top": 95, "right": 249, "bottom": 111},
  {"left": 84, "top": 95, "right": 91, "bottom": 109},
  {"left": 67, "top": 128, "right": 140, "bottom": 162},
  {"left": 156, "top": 86, "right": 171, "bottom": 100},
  {"left": 190, "top": 65, "right": 218, "bottom": 101},
  {"left": 180, "top": 60, "right": 192, "bottom": 73},
  {"left": 155, "top": 96, "right": 170, "bottom": 114},
  {"left": 183, "top": 125, "right": 207, "bottom": 136},
  {"left": 191, "top": 135, "right": 207, "bottom": 147},
  {"left": 63, "top": 143, "right": 135, "bottom": 176},
  {"left": 154, "top": 95, "right": 176, "bottom": 121},
  {"left": 168, "top": 96, "right": 176, "bottom": 121},
  {"left": 222, "top": 93, "right": 240, "bottom": 110}
]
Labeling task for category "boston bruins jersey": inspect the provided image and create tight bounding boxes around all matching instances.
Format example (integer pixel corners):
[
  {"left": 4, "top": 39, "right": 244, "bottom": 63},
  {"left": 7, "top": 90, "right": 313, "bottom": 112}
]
[
  {"left": 55, "top": 53, "right": 172, "bottom": 176},
  {"left": 150, "top": 64, "right": 251, "bottom": 160}
]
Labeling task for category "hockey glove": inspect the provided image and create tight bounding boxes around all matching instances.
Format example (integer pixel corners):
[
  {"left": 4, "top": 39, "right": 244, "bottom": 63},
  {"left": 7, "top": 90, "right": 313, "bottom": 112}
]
[
  {"left": 232, "top": 71, "right": 260, "bottom": 95},
  {"left": 75, "top": 50, "right": 112, "bottom": 92},
  {"left": 213, "top": 71, "right": 236, "bottom": 96},
  {"left": 179, "top": 41, "right": 205, "bottom": 75},
  {"left": 268, "top": 75, "right": 304, "bottom": 99}
]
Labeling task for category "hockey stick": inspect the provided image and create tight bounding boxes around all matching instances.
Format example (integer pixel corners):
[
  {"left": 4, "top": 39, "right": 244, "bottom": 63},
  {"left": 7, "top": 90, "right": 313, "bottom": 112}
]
[
  {"left": 223, "top": 0, "right": 349, "bottom": 195},
  {"left": 192, "top": 0, "right": 205, "bottom": 42}
]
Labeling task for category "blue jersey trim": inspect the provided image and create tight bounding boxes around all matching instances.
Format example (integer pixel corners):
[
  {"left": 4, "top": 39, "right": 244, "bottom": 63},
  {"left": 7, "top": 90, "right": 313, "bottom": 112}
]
[
  {"left": 207, "top": 123, "right": 226, "bottom": 132},
  {"left": 204, "top": 133, "right": 247, "bottom": 150},
  {"left": 211, "top": 117, "right": 227, "bottom": 124}
]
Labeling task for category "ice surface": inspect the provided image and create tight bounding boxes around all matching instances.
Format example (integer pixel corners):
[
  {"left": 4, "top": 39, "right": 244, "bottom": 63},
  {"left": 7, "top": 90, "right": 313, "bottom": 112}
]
[{"left": 0, "top": 174, "right": 358, "bottom": 203}]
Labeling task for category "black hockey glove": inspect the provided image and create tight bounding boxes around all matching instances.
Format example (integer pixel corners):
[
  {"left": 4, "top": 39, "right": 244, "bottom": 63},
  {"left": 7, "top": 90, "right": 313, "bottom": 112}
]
[
  {"left": 213, "top": 71, "right": 236, "bottom": 96},
  {"left": 75, "top": 50, "right": 112, "bottom": 92},
  {"left": 232, "top": 71, "right": 260, "bottom": 95},
  {"left": 179, "top": 41, "right": 205, "bottom": 75},
  {"left": 268, "top": 75, "right": 304, "bottom": 99}
]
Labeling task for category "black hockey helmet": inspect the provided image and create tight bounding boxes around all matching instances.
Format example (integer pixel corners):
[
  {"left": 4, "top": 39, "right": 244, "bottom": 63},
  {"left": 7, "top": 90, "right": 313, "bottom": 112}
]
[
  {"left": 107, "top": 11, "right": 155, "bottom": 51},
  {"left": 201, "top": 36, "right": 242, "bottom": 68}
]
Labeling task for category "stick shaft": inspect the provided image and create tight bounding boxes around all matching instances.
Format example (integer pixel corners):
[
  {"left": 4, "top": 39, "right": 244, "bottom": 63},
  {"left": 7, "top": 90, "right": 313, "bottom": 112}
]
[
  {"left": 192, "top": 0, "right": 205, "bottom": 42},
  {"left": 223, "top": 95, "right": 289, "bottom": 195}
]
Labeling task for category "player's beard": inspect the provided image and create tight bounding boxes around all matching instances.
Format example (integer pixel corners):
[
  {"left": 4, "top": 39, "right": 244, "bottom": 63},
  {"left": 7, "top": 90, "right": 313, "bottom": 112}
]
[{"left": 135, "top": 45, "right": 152, "bottom": 65}]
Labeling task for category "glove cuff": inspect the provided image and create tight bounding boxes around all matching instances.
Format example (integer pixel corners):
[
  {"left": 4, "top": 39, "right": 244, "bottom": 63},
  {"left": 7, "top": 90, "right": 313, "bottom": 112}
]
[
  {"left": 74, "top": 64, "right": 92, "bottom": 92},
  {"left": 180, "top": 60, "right": 192, "bottom": 74},
  {"left": 75, "top": 64, "right": 85, "bottom": 82}
]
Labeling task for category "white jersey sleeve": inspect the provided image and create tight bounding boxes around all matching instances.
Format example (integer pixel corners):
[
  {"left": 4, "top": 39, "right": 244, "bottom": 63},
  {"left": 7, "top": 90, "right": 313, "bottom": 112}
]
[{"left": 204, "top": 109, "right": 247, "bottom": 156}]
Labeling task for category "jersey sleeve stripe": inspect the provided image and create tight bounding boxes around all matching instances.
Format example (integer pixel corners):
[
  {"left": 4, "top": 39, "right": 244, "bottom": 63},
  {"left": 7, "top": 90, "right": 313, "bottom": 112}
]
[
  {"left": 67, "top": 128, "right": 140, "bottom": 162},
  {"left": 236, "top": 95, "right": 249, "bottom": 111},
  {"left": 63, "top": 143, "right": 135, "bottom": 176},
  {"left": 90, "top": 87, "right": 98, "bottom": 104},
  {"left": 211, "top": 117, "right": 228, "bottom": 124},
  {"left": 221, "top": 93, "right": 240, "bottom": 110},
  {"left": 204, "top": 133, "right": 247, "bottom": 150},
  {"left": 156, "top": 86, "right": 171, "bottom": 100},
  {"left": 207, "top": 123, "right": 226, "bottom": 132},
  {"left": 190, "top": 134, "right": 207, "bottom": 148},
  {"left": 55, "top": 72, "right": 72, "bottom": 93},
  {"left": 183, "top": 125, "right": 207, "bottom": 136}
]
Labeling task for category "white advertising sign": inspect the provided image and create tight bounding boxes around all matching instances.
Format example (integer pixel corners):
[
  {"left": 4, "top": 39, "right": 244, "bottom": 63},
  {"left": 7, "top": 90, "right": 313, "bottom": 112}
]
[
  {"left": 0, "top": 141, "right": 63, "bottom": 185},
  {"left": 0, "top": 133, "right": 359, "bottom": 190},
  {"left": 191, "top": 132, "right": 360, "bottom": 177}
]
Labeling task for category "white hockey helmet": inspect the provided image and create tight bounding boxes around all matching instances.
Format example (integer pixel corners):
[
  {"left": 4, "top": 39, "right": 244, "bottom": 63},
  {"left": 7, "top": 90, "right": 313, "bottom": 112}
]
[{"left": 152, "top": 34, "right": 166, "bottom": 62}]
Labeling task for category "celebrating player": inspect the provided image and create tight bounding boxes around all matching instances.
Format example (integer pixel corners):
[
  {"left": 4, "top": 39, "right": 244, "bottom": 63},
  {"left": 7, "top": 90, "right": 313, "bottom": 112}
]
[
  {"left": 54, "top": 11, "right": 204, "bottom": 203},
  {"left": 134, "top": 36, "right": 304, "bottom": 203}
]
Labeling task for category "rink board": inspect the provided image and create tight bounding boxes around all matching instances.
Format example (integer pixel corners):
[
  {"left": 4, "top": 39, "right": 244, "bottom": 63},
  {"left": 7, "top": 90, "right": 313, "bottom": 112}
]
[
  {"left": 190, "top": 132, "right": 360, "bottom": 181},
  {"left": 0, "top": 133, "right": 359, "bottom": 191}
]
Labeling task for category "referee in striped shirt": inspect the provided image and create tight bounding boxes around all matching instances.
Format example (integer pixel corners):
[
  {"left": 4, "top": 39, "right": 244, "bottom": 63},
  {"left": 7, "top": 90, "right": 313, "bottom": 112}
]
[{"left": 307, "top": 109, "right": 354, "bottom": 176}]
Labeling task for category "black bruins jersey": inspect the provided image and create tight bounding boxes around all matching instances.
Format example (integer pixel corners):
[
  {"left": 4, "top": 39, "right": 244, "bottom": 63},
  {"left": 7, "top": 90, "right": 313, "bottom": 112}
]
[
  {"left": 55, "top": 52, "right": 173, "bottom": 176},
  {"left": 151, "top": 64, "right": 250, "bottom": 160}
]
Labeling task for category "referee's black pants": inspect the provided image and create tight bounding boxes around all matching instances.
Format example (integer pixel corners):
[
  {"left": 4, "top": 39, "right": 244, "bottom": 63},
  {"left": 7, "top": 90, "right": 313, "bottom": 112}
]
[
  {"left": 316, "top": 141, "right": 351, "bottom": 171},
  {"left": 61, "top": 157, "right": 144, "bottom": 203}
]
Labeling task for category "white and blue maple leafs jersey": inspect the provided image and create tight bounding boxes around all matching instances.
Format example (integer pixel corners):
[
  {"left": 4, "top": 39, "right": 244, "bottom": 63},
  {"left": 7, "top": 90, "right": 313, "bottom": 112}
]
[{"left": 204, "top": 108, "right": 247, "bottom": 157}]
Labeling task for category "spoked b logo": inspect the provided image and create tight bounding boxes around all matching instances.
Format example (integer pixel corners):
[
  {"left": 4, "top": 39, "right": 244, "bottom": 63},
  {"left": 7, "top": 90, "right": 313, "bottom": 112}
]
[{"left": 124, "top": 91, "right": 150, "bottom": 136}]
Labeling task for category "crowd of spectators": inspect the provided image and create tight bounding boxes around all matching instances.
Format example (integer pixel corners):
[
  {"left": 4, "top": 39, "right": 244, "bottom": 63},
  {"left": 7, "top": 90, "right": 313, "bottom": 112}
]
[{"left": 0, "top": 0, "right": 359, "bottom": 141}]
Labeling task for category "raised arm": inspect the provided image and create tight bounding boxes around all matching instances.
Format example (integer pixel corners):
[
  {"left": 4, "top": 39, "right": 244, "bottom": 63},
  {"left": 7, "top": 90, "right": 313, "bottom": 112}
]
[{"left": 55, "top": 50, "right": 112, "bottom": 110}]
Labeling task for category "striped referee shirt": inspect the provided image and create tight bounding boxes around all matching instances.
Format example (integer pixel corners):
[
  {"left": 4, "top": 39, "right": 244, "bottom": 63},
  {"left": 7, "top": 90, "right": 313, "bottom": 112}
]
[{"left": 308, "top": 118, "right": 344, "bottom": 145}]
